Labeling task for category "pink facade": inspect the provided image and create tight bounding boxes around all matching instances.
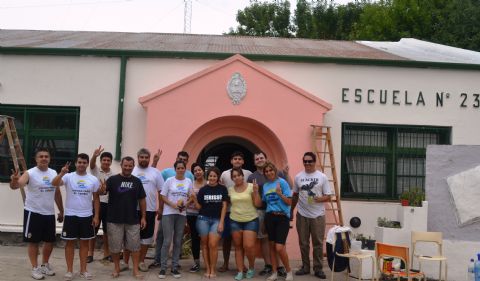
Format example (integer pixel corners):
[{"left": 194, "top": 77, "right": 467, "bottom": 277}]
[
  {"left": 139, "top": 54, "right": 332, "bottom": 257},
  {"left": 139, "top": 54, "right": 331, "bottom": 172}
]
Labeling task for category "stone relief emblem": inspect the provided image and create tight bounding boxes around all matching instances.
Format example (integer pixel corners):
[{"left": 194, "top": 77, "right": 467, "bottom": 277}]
[{"left": 227, "top": 72, "right": 247, "bottom": 105}]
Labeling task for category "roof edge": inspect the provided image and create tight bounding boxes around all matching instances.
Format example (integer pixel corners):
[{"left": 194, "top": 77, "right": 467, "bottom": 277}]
[{"left": 2, "top": 46, "right": 480, "bottom": 70}]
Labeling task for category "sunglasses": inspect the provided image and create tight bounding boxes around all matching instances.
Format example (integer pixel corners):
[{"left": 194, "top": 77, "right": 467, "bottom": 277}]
[{"left": 303, "top": 160, "right": 315, "bottom": 164}]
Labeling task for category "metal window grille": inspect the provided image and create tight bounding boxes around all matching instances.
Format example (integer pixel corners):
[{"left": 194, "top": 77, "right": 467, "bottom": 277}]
[
  {"left": 341, "top": 123, "right": 451, "bottom": 200},
  {"left": 0, "top": 105, "right": 80, "bottom": 181}
]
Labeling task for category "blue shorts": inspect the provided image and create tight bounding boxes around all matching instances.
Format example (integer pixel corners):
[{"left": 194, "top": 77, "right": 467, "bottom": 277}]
[
  {"left": 222, "top": 213, "right": 232, "bottom": 238},
  {"left": 196, "top": 215, "right": 220, "bottom": 237},
  {"left": 230, "top": 218, "right": 259, "bottom": 233}
]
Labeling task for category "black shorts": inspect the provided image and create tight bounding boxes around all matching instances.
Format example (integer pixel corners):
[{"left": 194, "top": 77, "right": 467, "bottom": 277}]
[
  {"left": 61, "top": 215, "right": 95, "bottom": 240},
  {"left": 94, "top": 202, "right": 109, "bottom": 234},
  {"left": 139, "top": 211, "right": 156, "bottom": 240},
  {"left": 265, "top": 212, "right": 290, "bottom": 245},
  {"left": 23, "top": 210, "right": 56, "bottom": 243}
]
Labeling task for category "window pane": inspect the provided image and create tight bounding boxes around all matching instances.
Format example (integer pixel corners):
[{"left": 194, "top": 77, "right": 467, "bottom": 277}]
[
  {"left": 397, "top": 132, "right": 440, "bottom": 148},
  {"left": 345, "top": 155, "right": 387, "bottom": 194},
  {"left": 29, "top": 139, "right": 76, "bottom": 171},
  {"left": 396, "top": 157, "right": 425, "bottom": 194},
  {"left": 29, "top": 111, "right": 77, "bottom": 130},
  {"left": 345, "top": 129, "right": 387, "bottom": 147}
]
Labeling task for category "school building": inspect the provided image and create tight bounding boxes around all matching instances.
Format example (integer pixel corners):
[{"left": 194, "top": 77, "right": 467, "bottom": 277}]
[{"left": 1, "top": 29, "right": 480, "bottom": 280}]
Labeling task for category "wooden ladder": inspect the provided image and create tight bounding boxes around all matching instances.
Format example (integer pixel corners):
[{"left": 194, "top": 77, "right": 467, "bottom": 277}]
[
  {"left": 0, "top": 115, "right": 27, "bottom": 203},
  {"left": 310, "top": 125, "right": 343, "bottom": 227}
]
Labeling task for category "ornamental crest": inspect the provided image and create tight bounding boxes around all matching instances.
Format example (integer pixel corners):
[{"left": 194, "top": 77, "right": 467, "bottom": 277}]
[{"left": 227, "top": 72, "right": 247, "bottom": 105}]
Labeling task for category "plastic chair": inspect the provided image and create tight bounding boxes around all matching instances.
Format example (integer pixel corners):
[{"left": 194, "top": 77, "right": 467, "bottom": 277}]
[
  {"left": 375, "top": 242, "right": 425, "bottom": 281},
  {"left": 411, "top": 231, "right": 447, "bottom": 281},
  {"left": 330, "top": 232, "right": 375, "bottom": 281}
]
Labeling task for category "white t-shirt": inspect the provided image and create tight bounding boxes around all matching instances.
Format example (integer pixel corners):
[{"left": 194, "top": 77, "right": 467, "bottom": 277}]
[
  {"left": 62, "top": 172, "right": 100, "bottom": 217},
  {"left": 90, "top": 166, "right": 114, "bottom": 203},
  {"left": 132, "top": 166, "right": 164, "bottom": 212},
  {"left": 24, "top": 167, "right": 58, "bottom": 215},
  {"left": 294, "top": 170, "right": 333, "bottom": 218},
  {"left": 220, "top": 168, "right": 252, "bottom": 189},
  {"left": 161, "top": 177, "right": 192, "bottom": 216}
]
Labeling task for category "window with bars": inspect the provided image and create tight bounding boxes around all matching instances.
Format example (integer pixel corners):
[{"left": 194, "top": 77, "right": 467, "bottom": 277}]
[
  {"left": 341, "top": 123, "right": 451, "bottom": 200},
  {"left": 0, "top": 105, "right": 80, "bottom": 182}
]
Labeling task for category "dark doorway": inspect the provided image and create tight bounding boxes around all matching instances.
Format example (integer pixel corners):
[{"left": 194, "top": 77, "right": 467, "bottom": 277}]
[{"left": 196, "top": 136, "right": 258, "bottom": 173}]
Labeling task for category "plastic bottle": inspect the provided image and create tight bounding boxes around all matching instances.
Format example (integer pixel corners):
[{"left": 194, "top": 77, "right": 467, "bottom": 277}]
[
  {"left": 468, "top": 258, "right": 475, "bottom": 281},
  {"left": 474, "top": 254, "right": 480, "bottom": 281}
]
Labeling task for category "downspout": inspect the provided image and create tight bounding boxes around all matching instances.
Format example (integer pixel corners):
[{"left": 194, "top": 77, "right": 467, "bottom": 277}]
[{"left": 115, "top": 56, "right": 127, "bottom": 160}]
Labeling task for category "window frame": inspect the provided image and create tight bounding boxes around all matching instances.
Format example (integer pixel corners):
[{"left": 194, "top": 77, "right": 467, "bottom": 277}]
[
  {"left": 341, "top": 123, "right": 451, "bottom": 200},
  {"left": 0, "top": 104, "right": 80, "bottom": 182}
]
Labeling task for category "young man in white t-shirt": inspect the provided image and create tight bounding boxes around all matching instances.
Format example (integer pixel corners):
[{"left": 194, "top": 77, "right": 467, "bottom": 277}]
[
  {"left": 52, "top": 153, "right": 100, "bottom": 280},
  {"left": 9, "top": 148, "right": 64, "bottom": 280},
  {"left": 87, "top": 145, "right": 115, "bottom": 264},
  {"left": 292, "top": 152, "right": 332, "bottom": 279}
]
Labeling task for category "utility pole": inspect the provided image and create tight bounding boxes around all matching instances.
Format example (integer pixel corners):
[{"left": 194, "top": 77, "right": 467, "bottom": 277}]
[{"left": 184, "top": 0, "right": 192, "bottom": 33}]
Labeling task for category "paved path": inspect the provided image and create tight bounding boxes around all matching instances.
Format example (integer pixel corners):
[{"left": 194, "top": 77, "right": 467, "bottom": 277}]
[{"left": 0, "top": 246, "right": 333, "bottom": 281}]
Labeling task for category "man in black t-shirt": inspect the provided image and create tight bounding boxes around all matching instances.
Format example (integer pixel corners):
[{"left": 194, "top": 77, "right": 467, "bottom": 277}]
[{"left": 104, "top": 156, "right": 146, "bottom": 279}]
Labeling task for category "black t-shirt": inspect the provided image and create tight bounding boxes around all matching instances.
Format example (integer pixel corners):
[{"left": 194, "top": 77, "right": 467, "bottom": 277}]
[
  {"left": 106, "top": 174, "right": 146, "bottom": 225},
  {"left": 247, "top": 170, "right": 286, "bottom": 210},
  {"left": 197, "top": 184, "right": 228, "bottom": 218}
]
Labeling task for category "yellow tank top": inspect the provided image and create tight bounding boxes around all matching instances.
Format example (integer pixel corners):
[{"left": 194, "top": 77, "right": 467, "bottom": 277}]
[{"left": 228, "top": 183, "right": 258, "bottom": 222}]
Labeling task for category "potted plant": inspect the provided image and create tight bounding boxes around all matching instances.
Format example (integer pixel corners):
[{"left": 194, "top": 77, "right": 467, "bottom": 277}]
[
  {"left": 399, "top": 191, "right": 409, "bottom": 206},
  {"left": 377, "top": 217, "right": 401, "bottom": 228},
  {"left": 399, "top": 188, "right": 425, "bottom": 207},
  {"left": 355, "top": 233, "right": 366, "bottom": 249},
  {"left": 365, "top": 236, "right": 376, "bottom": 250}
]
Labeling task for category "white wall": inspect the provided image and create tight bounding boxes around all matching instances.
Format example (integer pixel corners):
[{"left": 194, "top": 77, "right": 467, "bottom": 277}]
[{"left": 0, "top": 54, "right": 121, "bottom": 226}]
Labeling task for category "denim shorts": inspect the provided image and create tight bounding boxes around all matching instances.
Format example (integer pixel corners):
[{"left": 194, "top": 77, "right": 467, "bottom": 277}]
[
  {"left": 230, "top": 217, "right": 259, "bottom": 233},
  {"left": 196, "top": 215, "right": 220, "bottom": 236}
]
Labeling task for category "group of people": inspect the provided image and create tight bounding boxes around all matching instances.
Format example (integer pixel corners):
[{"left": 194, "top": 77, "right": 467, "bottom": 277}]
[{"left": 9, "top": 147, "right": 333, "bottom": 281}]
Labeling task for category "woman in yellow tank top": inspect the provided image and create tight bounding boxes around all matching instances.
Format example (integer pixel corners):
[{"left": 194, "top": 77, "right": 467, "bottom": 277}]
[{"left": 228, "top": 167, "right": 262, "bottom": 280}]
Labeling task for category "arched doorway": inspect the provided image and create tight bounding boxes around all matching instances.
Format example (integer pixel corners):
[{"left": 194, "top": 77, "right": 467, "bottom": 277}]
[
  {"left": 196, "top": 136, "right": 259, "bottom": 172},
  {"left": 183, "top": 116, "right": 288, "bottom": 172}
]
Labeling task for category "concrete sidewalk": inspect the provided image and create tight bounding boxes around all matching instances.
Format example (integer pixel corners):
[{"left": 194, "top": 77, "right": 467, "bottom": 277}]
[{"left": 0, "top": 245, "right": 333, "bottom": 281}]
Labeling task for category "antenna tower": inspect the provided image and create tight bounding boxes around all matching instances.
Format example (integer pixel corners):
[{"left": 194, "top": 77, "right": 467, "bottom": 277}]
[{"left": 184, "top": 0, "right": 192, "bottom": 33}]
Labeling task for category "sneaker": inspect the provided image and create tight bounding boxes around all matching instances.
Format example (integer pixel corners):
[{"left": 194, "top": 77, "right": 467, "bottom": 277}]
[
  {"left": 79, "top": 271, "right": 93, "bottom": 280},
  {"left": 41, "top": 263, "right": 55, "bottom": 276},
  {"left": 246, "top": 269, "right": 255, "bottom": 279},
  {"left": 149, "top": 261, "right": 161, "bottom": 269},
  {"left": 285, "top": 271, "right": 294, "bottom": 281},
  {"left": 189, "top": 263, "right": 200, "bottom": 273},
  {"left": 138, "top": 262, "right": 148, "bottom": 272},
  {"left": 119, "top": 260, "right": 129, "bottom": 272},
  {"left": 314, "top": 271, "right": 326, "bottom": 279},
  {"left": 259, "top": 265, "right": 272, "bottom": 276},
  {"left": 31, "top": 267, "right": 44, "bottom": 280},
  {"left": 64, "top": 272, "right": 74, "bottom": 281},
  {"left": 86, "top": 255, "right": 94, "bottom": 263},
  {"left": 234, "top": 272, "right": 244, "bottom": 280},
  {"left": 277, "top": 267, "right": 287, "bottom": 278},
  {"left": 171, "top": 268, "right": 181, "bottom": 278},
  {"left": 266, "top": 272, "right": 278, "bottom": 281},
  {"left": 158, "top": 269, "right": 166, "bottom": 279},
  {"left": 295, "top": 267, "right": 310, "bottom": 276}
]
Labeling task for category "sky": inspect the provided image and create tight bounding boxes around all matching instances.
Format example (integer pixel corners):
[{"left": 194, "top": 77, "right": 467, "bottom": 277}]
[{"left": 0, "top": 0, "right": 352, "bottom": 35}]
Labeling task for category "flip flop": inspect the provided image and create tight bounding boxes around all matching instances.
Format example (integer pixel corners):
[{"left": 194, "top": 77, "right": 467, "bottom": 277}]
[
  {"left": 204, "top": 273, "right": 210, "bottom": 278},
  {"left": 111, "top": 272, "right": 120, "bottom": 279},
  {"left": 134, "top": 273, "right": 144, "bottom": 280}
]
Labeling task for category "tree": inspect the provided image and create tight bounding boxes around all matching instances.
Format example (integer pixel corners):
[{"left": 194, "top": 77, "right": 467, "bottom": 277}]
[
  {"left": 228, "top": 0, "right": 293, "bottom": 37},
  {"left": 294, "top": 0, "right": 315, "bottom": 38}
]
